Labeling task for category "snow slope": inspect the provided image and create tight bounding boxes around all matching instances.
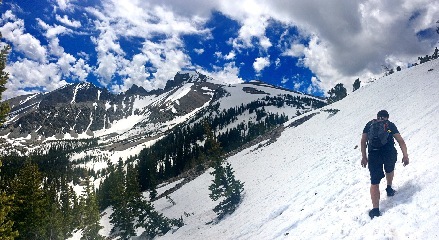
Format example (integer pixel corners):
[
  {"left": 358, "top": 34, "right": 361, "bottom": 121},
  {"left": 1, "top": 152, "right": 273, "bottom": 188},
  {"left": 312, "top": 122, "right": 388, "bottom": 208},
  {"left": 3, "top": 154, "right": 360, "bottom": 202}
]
[{"left": 150, "top": 59, "right": 439, "bottom": 239}]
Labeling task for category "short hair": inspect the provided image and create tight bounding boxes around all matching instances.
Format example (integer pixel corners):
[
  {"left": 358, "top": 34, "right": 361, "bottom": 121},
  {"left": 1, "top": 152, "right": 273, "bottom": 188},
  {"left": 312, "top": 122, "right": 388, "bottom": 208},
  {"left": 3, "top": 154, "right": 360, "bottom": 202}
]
[{"left": 377, "top": 110, "right": 389, "bottom": 118}]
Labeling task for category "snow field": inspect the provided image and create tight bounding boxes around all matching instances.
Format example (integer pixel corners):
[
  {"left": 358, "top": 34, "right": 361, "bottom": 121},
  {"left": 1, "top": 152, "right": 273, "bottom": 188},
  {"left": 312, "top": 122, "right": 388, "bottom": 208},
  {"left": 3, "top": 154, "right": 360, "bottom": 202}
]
[{"left": 153, "top": 59, "right": 439, "bottom": 239}]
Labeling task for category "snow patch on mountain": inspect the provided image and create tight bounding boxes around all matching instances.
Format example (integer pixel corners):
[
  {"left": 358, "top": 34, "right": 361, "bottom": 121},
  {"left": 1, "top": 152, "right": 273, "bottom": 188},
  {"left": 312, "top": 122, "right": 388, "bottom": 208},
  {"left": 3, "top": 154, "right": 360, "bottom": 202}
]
[
  {"left": 94, "top": 114, "right": 146, "bottom": 137},
  {"left": 165, "top": 83, "right": 193, "bottom": 105}
]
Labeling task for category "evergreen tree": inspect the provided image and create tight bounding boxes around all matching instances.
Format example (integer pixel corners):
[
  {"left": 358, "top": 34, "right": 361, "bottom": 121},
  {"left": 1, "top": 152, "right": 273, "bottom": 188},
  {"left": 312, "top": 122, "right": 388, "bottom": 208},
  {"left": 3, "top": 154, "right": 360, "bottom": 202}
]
[
  {"left": 44, "top": 181, "right": 65, "bottom": 240},
  {"left": 109, "top": 160, "right": 136, "bottom": 240},
  {"left": 0, "top": 162, "right": 19, "bottom": 240},
  {"left": 0, "top": 30, "right": 10, "bottom": 126},
  {"left": 352, "top": 78, "right": 361, "bottom": 92},
  {"left": 9, "top": 162, "right": 49, "bottom": 240},
  {"left": 57, "top": 177, "right": 76, "bottom": 238},
  {"left": 0, "top": 7, "right": 15, "bottom": 237},
  {"left": 80, "top": 178, "right": 104, "bottom": 240},
  {"left": 136, "top": 199, "right": 183, "bottom": 239},
  {"left": 204, "top": 121, "right": 222, "bottom": 165},
  {"left": 208, "top": 161, "right": 244, "bottom": 220},
  {"left": 327, "top": 83, "right": 347, "bottom": 104}
]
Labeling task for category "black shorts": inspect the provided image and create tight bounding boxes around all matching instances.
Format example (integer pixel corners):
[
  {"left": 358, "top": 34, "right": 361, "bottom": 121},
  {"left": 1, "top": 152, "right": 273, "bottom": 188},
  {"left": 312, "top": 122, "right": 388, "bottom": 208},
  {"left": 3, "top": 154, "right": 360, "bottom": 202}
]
[{"left": 368, "top": 147, "right": 397, "bottom": 185}]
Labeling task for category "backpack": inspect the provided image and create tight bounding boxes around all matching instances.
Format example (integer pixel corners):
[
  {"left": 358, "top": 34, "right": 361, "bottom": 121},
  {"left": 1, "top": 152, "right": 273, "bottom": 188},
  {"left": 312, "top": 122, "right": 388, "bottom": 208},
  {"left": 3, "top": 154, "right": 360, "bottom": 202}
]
[{"left": 367, "top": 119, "right": 390, "bottom": 149}]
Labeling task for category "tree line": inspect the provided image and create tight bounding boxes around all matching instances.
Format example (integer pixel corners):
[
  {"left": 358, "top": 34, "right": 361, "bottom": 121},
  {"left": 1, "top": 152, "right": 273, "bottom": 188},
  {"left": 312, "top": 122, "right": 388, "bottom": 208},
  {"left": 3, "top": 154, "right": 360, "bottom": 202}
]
[{"left": 136, "top": 99, "right": 292, "bottom": 196}]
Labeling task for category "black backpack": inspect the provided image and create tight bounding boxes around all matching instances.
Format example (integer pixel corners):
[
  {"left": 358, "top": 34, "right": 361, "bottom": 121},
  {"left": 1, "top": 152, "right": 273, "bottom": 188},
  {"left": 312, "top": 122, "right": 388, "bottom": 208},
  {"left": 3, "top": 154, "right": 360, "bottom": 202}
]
[{"left": 367, "top": 119, "right": 390, "bottom": 149}]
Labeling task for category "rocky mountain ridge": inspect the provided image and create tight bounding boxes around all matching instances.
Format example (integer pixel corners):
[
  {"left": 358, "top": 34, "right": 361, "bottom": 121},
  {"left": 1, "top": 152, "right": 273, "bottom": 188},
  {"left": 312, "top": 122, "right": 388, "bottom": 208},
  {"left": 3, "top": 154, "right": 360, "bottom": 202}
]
[{"left": 1, "top": 71, "right": 326, "bottom": 155}]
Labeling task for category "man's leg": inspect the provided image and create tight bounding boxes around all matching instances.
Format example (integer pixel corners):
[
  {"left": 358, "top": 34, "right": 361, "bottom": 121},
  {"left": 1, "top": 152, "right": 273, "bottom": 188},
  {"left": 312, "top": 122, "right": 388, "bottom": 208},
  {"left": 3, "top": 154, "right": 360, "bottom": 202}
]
[
  {"left": 385, "top": 171, "right": 394, "bottom": 186},
  {"left": 370, "top": 184, "right": 380, "bottom": 208},
  {"left": 384, "top": 149, "right": 397, "bottom": 196},
  {"left": 385, "top": 170, "right": 396, "bottom": 196}
]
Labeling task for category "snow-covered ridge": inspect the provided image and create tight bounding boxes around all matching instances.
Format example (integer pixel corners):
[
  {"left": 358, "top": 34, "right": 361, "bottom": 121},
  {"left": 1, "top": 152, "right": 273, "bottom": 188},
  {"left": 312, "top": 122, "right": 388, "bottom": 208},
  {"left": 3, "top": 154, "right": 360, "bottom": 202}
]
[{"left": 149, "top": 59, "right": 439, "bottom": 239}]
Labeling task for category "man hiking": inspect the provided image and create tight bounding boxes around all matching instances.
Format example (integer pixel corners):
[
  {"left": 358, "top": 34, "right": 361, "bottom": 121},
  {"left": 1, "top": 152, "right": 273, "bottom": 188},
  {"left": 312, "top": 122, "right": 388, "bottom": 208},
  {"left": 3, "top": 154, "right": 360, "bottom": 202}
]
[{"left": 361, "top": 110, "right": 409, "bottom": 219}]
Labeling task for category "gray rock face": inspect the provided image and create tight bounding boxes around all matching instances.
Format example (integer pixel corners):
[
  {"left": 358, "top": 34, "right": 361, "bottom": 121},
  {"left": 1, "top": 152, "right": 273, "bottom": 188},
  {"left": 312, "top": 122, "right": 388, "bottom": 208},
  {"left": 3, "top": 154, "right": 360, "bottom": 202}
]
[{"left": 2, "top": 72, "right": 219, "bottom": 139}]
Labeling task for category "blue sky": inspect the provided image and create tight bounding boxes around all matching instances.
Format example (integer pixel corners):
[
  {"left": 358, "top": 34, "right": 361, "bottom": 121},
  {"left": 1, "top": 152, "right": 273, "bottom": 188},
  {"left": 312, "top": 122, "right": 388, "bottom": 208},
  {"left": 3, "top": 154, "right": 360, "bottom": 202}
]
[{"left": 1, "top": 0, "right": 438, "bottom": 99}]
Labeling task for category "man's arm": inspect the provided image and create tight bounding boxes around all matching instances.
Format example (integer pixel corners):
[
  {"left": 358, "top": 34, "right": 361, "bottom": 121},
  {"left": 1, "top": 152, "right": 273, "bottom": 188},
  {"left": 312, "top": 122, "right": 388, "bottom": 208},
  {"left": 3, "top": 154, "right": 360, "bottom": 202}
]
[
  {"left": 361, "top": 133, "right": 368, "bottom": 167},
  {"left": 393, "top": 133, "right": 409, "bottom": 166}
]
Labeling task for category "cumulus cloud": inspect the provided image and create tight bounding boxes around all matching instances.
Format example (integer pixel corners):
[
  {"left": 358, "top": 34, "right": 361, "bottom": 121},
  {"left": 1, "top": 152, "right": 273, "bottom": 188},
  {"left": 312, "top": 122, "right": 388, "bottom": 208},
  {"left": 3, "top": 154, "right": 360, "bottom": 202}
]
[
  {"left": 4, "top": 59, "right": 68, "bottom": 99},
  {"left": 253, "top": 56, "right": 270, "bottom": 73},
  {"left": 85, "top": 0, "right": 208, "bottom": 91},
  {"left": 214, "top": 50, "right": 236, "bottom": 61},
  {"left": 0, "top": 11, "right": 92, "bottom": 99},
  {"left": 56, "top": 0, "right": 75, "bottom": 11},
  {"left": 148, "top": 0, "right": 439, "bottom": 92},
  {"left": 37, "top": 18, "right": 71, "bottom": 39},
  {"left": 198, "top": 62, "right": 243, "bottom": 85},
  {"left": 224, "top": 51, "right": 236, "bottom": 60},
  {"left": 56, "top": 14, "right": 81, "bottom": 28},
  {"left": 282, "top": 43, "right": 305, "bottom": 58},
  {"left": 3, "top": 0, "right": 439, "bottom": 99},
  {"left": 0, "top": 11, "right": 47, "bottom": 63},
  {"left": 267, "top": 0, "right": 439, "bottom": 91}
]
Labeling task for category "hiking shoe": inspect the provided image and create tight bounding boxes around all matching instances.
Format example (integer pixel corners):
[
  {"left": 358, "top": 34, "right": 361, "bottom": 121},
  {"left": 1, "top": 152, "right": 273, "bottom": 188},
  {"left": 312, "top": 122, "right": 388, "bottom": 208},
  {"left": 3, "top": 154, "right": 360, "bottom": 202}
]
[
  {"left": 386, "top": 186, "right": 396, "bottom": 197},
  {"left": 369, "top": 208, "right": 381, "bottom": 219}
]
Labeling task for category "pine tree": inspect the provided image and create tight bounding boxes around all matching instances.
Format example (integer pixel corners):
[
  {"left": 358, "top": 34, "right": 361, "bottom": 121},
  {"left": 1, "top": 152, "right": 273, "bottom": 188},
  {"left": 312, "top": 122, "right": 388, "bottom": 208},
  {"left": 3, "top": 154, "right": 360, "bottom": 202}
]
[
  {"left": 0, "top": 5, "right": 15, "bottom": 237},
  {"left": 352, "top": 78, "right": 361, "bottom": 92},
  {"left": 9, "top": 162, "right": 49, "bottom": 240},
  {"left": 109, "top": 160, "right": 135, "bottom": 240},
  {"left": 125, "top": 163, "right": 142, "bottom": 210},
  {"left": 80, "top": 178, "right": 104, "bottom": 240},
  {"left": 44, "top": 181, "right": 65, "bottom": 240},
  {"left": 57, "top": 177, "right": 78, "bottom": 239},
  {"left": 135, "top": 197, "right": 183, "bottom": 239},
  {"left": 327, "top": 83, "right": 347, "bottom": 104},
  {"left": 208, "top": 161, "right": 244, "bottom": 220},
  {"left": 0, "top": 30, "right": 10, "bottom": 126},
  {"left": 0, "top": 162, "right": 19, "bottom": 240},
  {"left": 204, "top": 121, "right": 222, "bottom": 166}
]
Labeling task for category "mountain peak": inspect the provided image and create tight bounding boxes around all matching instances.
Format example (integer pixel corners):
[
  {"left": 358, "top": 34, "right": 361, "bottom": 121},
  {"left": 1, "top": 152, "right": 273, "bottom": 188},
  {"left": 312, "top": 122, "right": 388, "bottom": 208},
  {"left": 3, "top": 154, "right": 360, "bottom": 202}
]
[
  {"left": 164, "top": 71, "right": 213, "bottom": 90},
  {"left": 126, "top": 84, "right": 149, "bottom": 96}
]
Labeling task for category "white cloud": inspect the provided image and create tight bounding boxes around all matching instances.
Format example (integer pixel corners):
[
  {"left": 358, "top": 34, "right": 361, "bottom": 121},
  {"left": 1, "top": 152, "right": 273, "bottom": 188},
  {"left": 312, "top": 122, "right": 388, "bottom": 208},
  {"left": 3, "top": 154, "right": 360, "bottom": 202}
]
[
  {"left": 95, "top": 53, "right": 119, "bottom": 85},
  {"left": 36, "top": 18, "right": 77, "bottom": 77},
  {"left": 56, "top": 0, "right": 75, "bottom": 11},
  {"left": 198, "top": 62, "right": 243, "bottom": 85},
  {"left": 306, "top": 76, "right": 323, "bottom": 95},
  {"left": 115, "top": 54, "right": 152, "bottom": 92},
  {"left": 194, "top": 48, "right": 204, "bottom": 54},
  {"left": 4, "top": 0, "right": 439, "bottom": 99},
  {"left": 298, "top": 36, "right": 354, "bottom": 93},
  {"left": 282, "top": 43, "right": 305, "bottom": 58},
  {"left": 268, "top": 0, "right": 439, "bottom": 91},
  {"left": 56, "top": 14, "right": 81, "bottom": 28},
  {"left": 86, "top": 0, "right": 209, "bottom": 90},
  {"left": 214, "top": 51, "right": 236, "bottom": 61},
  {"left": 145, "top": 0, "right": 439, "bottom": 93},
  {"left": 225, "top": 51, "right": 236, "bottom": 60},
  {"left": 253, "top": 56, "right": 270, "bottom": 73},
  {"left": 275, "top": 58, "right": 281, "bottom": 67},
  {"left": 4, "top": 59, "right": 68, "bottom": 99},
  {"left": 48, "top": 38, "right": 65, "bottom": 57},
  {"left": 293, "top": 81, "right": 303, "bottom": 91},
  {"left": 140, "top": 37, "right": 192, "bottom": 89},
  {"left": 0, "top": 11, "right": 47, "bottom": 63},
  {"left": 71, "top": 58, "right": 93, "bottom": 81},
  {"left": 0, "top": 10, "right": 92, "bottom": 99},
  {"left": 57, "top": 52, "right": 76, "bottom": 75},
  {"left": 233, "top": 14, "right": 271, "bottom": 50}
]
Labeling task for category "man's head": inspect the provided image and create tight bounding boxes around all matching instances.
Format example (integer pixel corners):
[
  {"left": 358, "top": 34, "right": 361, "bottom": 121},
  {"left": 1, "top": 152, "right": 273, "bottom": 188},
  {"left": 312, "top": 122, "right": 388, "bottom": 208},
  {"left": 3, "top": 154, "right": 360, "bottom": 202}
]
[{"left": 377, "top": 110, "right": 389, "bottom": 120}]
